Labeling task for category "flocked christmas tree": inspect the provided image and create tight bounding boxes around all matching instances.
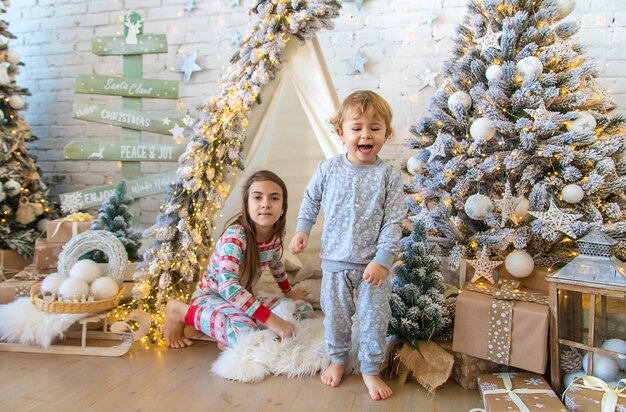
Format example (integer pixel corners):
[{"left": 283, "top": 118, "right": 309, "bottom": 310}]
[
  {"left": 0, "top": 0, "right": 57, "bottom": 258},
  {"left": 404, "top": 0, "right": 626, "bottom": 278},
  {"left": 86, "top": 179, "right": 142, "bottom": 263},
  {"left": 389, "top": 222, "right": 455, "bottom": 348}
]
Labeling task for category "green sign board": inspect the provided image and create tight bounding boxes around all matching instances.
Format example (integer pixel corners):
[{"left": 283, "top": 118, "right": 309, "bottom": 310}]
[
  {"left": 60, "top": 172, "right": 177, "bottom": 212},
  {"left": 64, "top": 141, "right": 185, "bottom": 162},
  {"left": 73, "top": 100, "right": 184, "bottom": 136},
  {"left": 91, "top": 34, "right": 168, "bottom": 56},
  {"left": 75, "top": 75, "right": 179, "bottom": 99}
]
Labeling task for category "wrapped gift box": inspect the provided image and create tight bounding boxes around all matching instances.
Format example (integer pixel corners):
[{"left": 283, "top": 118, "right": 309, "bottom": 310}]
[
  {"left": 453, "top": 281, "right": 550, "bottom": 374},
  {"left": 34, "top": 239, "right": 65, "bottom": 270},
  {"left": 0, "top": 249, "right": 32, "bottom": 281},
  {"left": 46, "top": 217, "right": 92, "bottom": 243},
  {"left": 477, "top": 372, "right": 567, "bottom": 411},
  {"left": 562, "top": 375, "right": 626, "bottom": 411},
  {"left": 0, "top": 272, "right": 45, "bottom": 304}
]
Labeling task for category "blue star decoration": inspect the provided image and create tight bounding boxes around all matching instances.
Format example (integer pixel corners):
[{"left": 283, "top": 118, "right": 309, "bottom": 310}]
[
  {"left": 420, "top": 11, "right": 438, "bottom": 26},
  {"left": 349, "top": 0, "right": 366, "bottom": 10},
  {"left": 229, "top": 30, "right": 242, "bottom": 46},
  {"left": 346, "top": 51, "right": 368, "bottom": 75},
  {"left": 177, "top": 51, "right": 202, "bottom": 82},
  {"left": 228, "top": 0, "right": 240, "bottom": 7},
  {"left": 184, "top": 0, "right": 195, "bottom": 13}
]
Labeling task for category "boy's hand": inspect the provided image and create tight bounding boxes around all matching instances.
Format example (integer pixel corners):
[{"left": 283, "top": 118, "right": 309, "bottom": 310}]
[
  {"left": 362, "top": 262, "right": 388, "bottom": 287},
  {"left": 289, "top": 232, "right": 309, "bottom": 254},
  {"left": 265, "top": 313, "right": 295, "bottom": 339},
  {"left": 284, "top": 288, "right": 312, "bottom": 302}
]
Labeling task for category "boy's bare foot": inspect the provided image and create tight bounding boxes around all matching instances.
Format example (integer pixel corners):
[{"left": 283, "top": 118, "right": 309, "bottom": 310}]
[
  {"left": 164, "top": 300, "right": 194, "bottom": 349},
  {"left": 321, "top": 363, "right": 346, "bottom": 387},
  {"left": 362, "top": 374, "right": 393, "bottom": 401}
]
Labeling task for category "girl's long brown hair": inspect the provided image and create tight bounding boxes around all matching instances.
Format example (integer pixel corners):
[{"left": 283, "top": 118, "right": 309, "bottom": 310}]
[{"left": 225, "top": 170, "right": 288, "bottom": 291}]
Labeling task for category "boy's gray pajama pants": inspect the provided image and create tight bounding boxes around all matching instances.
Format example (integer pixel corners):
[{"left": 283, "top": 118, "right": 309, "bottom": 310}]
[{"left": 320, "top": 269, "right": 391, "bottom": 375}]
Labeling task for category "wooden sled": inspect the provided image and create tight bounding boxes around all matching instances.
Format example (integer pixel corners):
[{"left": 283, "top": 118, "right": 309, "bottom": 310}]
[{"left": 0, "top": 309, "right": 149, "bottom": 357}]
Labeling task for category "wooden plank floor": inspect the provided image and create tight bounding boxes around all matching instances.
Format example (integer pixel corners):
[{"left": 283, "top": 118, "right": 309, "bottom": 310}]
[{"left": 0, "top": 339, "right": 483, "bottom": 411}]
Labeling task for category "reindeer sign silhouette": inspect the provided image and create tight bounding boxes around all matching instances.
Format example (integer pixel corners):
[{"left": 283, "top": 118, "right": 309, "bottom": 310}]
[{"left": 124, "top": 11, "right": 143, "bottom": 45}]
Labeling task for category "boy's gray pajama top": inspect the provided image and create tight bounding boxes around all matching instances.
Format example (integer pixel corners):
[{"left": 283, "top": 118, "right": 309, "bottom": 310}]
[{"left": 296, "top": 154, "right": 407, "bottom": 375}]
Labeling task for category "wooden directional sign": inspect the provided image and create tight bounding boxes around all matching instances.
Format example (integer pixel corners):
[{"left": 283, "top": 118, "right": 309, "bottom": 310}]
[
  {"left": 64, "top": 141, "right": 185, "bottom": 162},
  {"left": 60, "top": 172, "right": 177, "bottom": 212},
  {"left": 75, "top": 75, "right": 179, "bottom": 99},
  {"left": 91, "top": 34, "right": 168, "bottom": 56},
  {"left": 73, "top": 100, "right": 184, "bottom": 136}
]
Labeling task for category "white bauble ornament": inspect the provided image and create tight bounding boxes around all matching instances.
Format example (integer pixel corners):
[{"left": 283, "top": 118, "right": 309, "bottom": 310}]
[
  {"left": 90, "top": 276, "right": 119, "bottom": 300},
  {"left": 602, "top": 339, "right": 626, "bottom": 370},
  {"left": 40, "top": 272, "right": 68, "bottom": 295},
  {"left": 58, "top": 277, "right": 90, "bottom": 300},
  {"left": 9, "top": 95, "right": 25, "bottom": 109},
  {"left": 69, "top": 259, "right": 102, "bottom": 285},
  {"left": 485, "top": 64, "right": 504, "bottom": 82},
  {"left": 567, "top": 112, "right": 597, "bottom": 133},
  {"left": 582, "top": 352, "right": 619, "bottom": 382},
  {"left": 4, "top": 179, "right": 20, "bottom": 195},
  {"left": 563, "top": 371, "right": 586, "bottom": 388},
  {"left": 516, "top": 56, "right": 543, "bottom": 79},
  {"left": 504, "top": 249, "right": 535, "bottom": 278},
  {"left": 513, "top": 197, "right": 530, "bottom": 220},
  {"left": 556, "top": 0, "right": 575, "bottom": 19},
  {"left": 470, "top": 117, "right": 495, "bottom": 142},
  {"left": 0, "top": 109, "right": 4, "bottom": 120},
  {"left": 6, "top": 50, "right": 20, "bottom": 64},
  {"left": 464, "top": 194, "right": 494, "bottom": 220},
  {"left": 407, "top": 156, "right": 424, "bottom": 175},
  {"left": 562, "top": 184, "right": 584, "bottom": 204},
  {"left": 447, "top": 91, "right": 472, "bottom": 111},
  {"left": 36, "top": 218, "right": 50, "bottom": 233}
]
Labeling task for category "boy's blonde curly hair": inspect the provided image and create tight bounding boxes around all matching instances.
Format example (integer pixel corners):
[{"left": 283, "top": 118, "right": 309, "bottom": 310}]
[{"left": 330, "top": 90, "right": 394, "bottom": 139}]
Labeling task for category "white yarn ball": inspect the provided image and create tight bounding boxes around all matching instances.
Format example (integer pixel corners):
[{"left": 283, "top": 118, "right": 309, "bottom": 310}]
[
  {"left": 90, "top": 276, "right": 120, "bottom": 301},
  {"left": 567, "top": 112, "right": 597, "bottom": 133},
  {"left": 485, "top": 64, "right": 504, "bottom": 82},
  {"left": 8, "top": 95, "right": 25, "bottom": 109},
  {"left": 58, "top": 277, "right": 90, "bottom": 299},
  {"left": 447, "top": 91, "right": 472, "bottom": 111},
  {"left": 602, "top": 339, "right": 626, "bottom": 370},
  {"left": 6, "top": 50, "right": 20, "bottom": 64},
  {"left": 516, "top": 56, "right": 543, "bottom": 79},
  {"left": 582, "top": 352, "right": 619, "bottom": 382},
  {"left": 562, "top": 184, "right": 584, "bottom": 204},
  {"left": 407, "top": 156, "right": 424, "bottom": 175},
  {"left": 40, "top": 272, "right": 68, "bottom": 295},
  {"left": 464, "top": 194, "right": 494, "bottom": 220},
  {"left": 504, "top": 249, "right": 535, "bottom": 278},
  {"left": 513, "top": 197, "right": 530, "bottom": 220},
  {"left": 470, "top": 117, "right": 496, "bottom": 142},
  {"left": 563, "top": 370, "right": 586, "bottom": 388},
  {"left": 69, "top": 259, "right": 102, "bottom": 285},
  {"left": 556, "top": 0, "right": 575, "bottom": 19}
]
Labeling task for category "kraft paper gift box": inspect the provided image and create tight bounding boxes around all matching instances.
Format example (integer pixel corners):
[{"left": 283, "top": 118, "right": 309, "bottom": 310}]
[
  {"left": 477, "top": 372, "right": 567, "bottom": 411},
  {"left": 46, "top": 216, "right": 93, "bottom": 243},
  {"left": 452, "top": 281, "right": 550, "bottom": 374},
  {"left": 34, "top": 239, "right": 65, "bottom": 270},
  {"left": 0, "top": 249, "right": 32, "bottom": 281},
  {"left": 0, "top": 271, "right": 44, "bottom": 304},
  {"left": 562, "top": 376, "right": 626, "bottom": 411}
]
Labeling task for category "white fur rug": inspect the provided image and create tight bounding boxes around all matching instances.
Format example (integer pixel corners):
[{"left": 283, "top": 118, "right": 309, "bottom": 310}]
[{"left": 0, "top": 297, "right": 84, "bottom": 348}]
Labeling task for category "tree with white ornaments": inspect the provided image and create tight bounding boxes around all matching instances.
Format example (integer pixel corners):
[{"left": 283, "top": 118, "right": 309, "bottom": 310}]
[
  {"left": 404, "top": 0, "right": 626, "bottom": 277},
  {"left": 0, "top": 0, "right": 58, "bottom": 258}
]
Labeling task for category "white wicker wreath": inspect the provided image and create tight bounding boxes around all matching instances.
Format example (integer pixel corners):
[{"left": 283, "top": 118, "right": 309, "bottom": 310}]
[{"left": 57, "top": 230, "right": 128, "bottom": 284}]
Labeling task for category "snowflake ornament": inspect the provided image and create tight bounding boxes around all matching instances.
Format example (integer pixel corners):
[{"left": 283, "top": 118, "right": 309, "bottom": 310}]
[
  {"left": 475, "top": 26, "right": 502, "bottom": 53},
  {"left": 467, "top": 246, "right": 502, "bottom": 283},
  {"left": 61, "top": 192, "right": 86, "bottom": 214},
  {"left": 525, "top": 378, "right": 543, "bottom": 386},
  {"left": 529, "top": 200, "right": 583, "bottom": 239}
]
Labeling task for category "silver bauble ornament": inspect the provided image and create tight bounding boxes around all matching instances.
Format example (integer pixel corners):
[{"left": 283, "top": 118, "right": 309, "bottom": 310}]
[
  {"left": 561, "top": 184, "right": 584, "bottom": 204},
  {"left": 504, "top": 249, "right": 535, "bottom": 278},
  {"left": 485, "top": 64, "right": 504, "bottom": 82},
  {"left": 516, "top": 56, "right": 543, "bottom": 79},
  {"left": 566, "top": 112, "right": 597, "bottom": 133},
  {"left": 470, "top": 117, "right": 495, "bottom": 142},
  {"left": 464, "top": 193, "right": 494, "bottom": 220},
  {"left": 407, "top": 156, "right": 424, "bottom": 175},
  {"left": 447, "top": 91, "right": 472, "bottom": 111}
]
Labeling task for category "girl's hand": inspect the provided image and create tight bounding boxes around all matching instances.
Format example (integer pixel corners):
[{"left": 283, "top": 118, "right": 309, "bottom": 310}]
[
  {"left": 265, "top": 313, "right": 295, "bottom": 339},
  {"left": 289, "top": 232, "right": 309, "bottom": 254},
  {"left": 362, "top": 262, "right": 388, "bottom": 287},
  {"left": 284, "top": 288, "right": 312, "bottom": 302}
]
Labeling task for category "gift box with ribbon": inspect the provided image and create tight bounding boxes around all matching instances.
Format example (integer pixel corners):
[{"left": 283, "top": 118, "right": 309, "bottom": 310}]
[
  {"left": 476, "top": 372, "right": 567, "bottom": 411},
  {"left": 453, "top": 280, "right": 550, "bottom": 374},
  {"left": 562, "top": 376, "right": 626, "bottom": 412},
  {"left": 0, "top": 249, "right": 32, "bottom": 281},
  {"left": 46, "top": 213, "right": 94, "bottom": 243},
  {"left": 0, "top": 270, "right": 44, "bottom": 304},
  {"left": 34, "top": 239, "right": 65, "bottom": 270}
]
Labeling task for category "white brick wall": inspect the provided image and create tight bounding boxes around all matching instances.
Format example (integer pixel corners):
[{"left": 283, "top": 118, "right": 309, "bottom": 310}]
[{"left": 6, "top": 0, "right": 626, "bottom": 227}]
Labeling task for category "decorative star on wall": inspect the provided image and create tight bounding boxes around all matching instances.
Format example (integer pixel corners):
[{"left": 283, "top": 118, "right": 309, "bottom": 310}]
[
  {"left": 229, "top": 30, "right": 242, "bottom": 46},
  {"left": 525, "top": 101, "right": 559, "bottom": 123},
  {"left": 416, "top": 65, "right": 438, "bottom": 90},
  {"left": 427, "top": 134, "right": 446, "bottom": 163},
  {"left": 169, "top": 123, "right": 185, "bottom": 140},
  {"left": 420, "top": 11, "right": 438, "bottom": 25},
  {"left": 475, "top": 26, "right": 502, "bottom": 52},
  {"left": 346, "top": 51, "right": 368, "bottom": 75},
  {"left": 529, "top": 200, "right": 583, "bottom": 239},
  {"left": 228, "top": 0, "right": 240, "bottom": 7},
  {"left": 468, "top": 246, "right": 502, "bottom": 283},
  {"left": 177, "top": 51, "right": 202, "bottom": 82},
  {"left": 162, "top": 116, "right": 171, "bottom": 125},
  {"left": 184, "top": 0, "right": 196, "bottom": 13},
  {"left": 345, "top": 0, "right": 366, "bottom": 10}
]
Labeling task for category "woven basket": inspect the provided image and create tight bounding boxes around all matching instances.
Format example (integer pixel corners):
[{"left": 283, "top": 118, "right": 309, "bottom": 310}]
[{"left": 30, "top": 282, "right": 123, "bottom": 314}]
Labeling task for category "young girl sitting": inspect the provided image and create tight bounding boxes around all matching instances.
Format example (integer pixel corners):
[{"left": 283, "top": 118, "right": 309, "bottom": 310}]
[{"left": 164, "top": 170, "right": 313, "bottom": 349}]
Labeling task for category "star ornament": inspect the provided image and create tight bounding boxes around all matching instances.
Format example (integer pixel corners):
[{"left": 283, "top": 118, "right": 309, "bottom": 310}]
[
  {"left": 475, "top": 26, "right": 502, "bottom": 53},
  {"left": 416, "top": 65, "right": 438, "bottom": 90},
  {"left": 346, "top": 51, "right": 368, "bottom": 75},
  {"left": 184, "top": 0, "right": 195, "bottom": 13},
  {"left": 177, "top": 51, "right": 202, "bottom": 82},
  {"left": 169, "top": 123, "right": 185, "bottom": 141},
  {"left": 468, "top": 246, "right": 502, "bottom": 284},
  {"left": 419, "top": 11, "right": 438, "bottom": 25},
  {"left": 529, "top": 200, "right": 583, "bottom": 239},
  {"left": 525, "top": 101, "right": 559, "bottom": 124},
  {"left": 495, "top": 180, "right": 520, "bottom": 227},
  {"left": 427, "top": 134, "right": 446, "bottom": 163}
]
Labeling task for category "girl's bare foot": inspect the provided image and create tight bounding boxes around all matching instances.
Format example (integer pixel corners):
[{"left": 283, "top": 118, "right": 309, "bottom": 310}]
[
  {"left": 362, "top": 375, "right": 393, "bottom": 401},
  {"left": 164, "top": 300, "right": 194, "bottom": 349},
  {"left": 321, "top": 363, "right": 346, "bottom": 387}
]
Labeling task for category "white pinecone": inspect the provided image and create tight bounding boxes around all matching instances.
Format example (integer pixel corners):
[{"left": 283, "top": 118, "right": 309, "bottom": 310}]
[{"left": 560, "top": 348, "right": 582, "bottom": 373}]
